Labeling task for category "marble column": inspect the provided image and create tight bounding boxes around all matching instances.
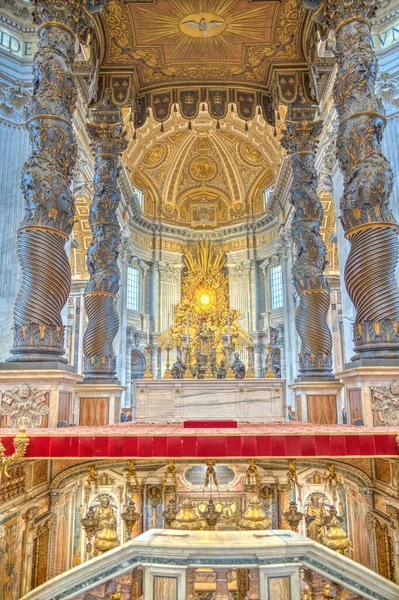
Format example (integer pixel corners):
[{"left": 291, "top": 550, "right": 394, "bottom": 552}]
[
  {"left": 276, "top": 231, "right": 294, "bottom": 381},
  {"left": 248, "top": 568, "right": 260, "bottom": 599},
  {"left": 215, "top": 568, "right": 230, "bottom": 600},
  {"left": 306, "top": 0, "right": 399, "bottom": 361},
  {"left": 150, "top": 342, "right": 159, "bottom": 379},
  {"left": 0, "top": 86, "right": 30, "bottom": 362},
  {"left": 253, "top": 343, "right": 263, "bottom": 378},
  {"left": 83, "top": 91, "right": 127, "bottom": 381},
  {"left": 8, "top": 1, "right": 91, "bottom": 362},
  {"left": 281, "top": 112, "right": 333, "bottom": 378},
  {"left": 125, "top": 330, "right": 133, "bottom": 408}
]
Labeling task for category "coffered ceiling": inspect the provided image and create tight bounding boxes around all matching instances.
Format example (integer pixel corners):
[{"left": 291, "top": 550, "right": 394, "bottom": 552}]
[{"left": 124, "top": 105, "right": 283, "bottom": 229}]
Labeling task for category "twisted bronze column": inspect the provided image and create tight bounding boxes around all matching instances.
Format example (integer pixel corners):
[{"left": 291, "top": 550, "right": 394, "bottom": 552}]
[
  {"left": 305, "top": 0, "right": 399, "bottom": 360},
  {"left": 83, "top": 91, "right": 127, "bottom": 380},
  {"left": 8, "top": 1, "right": 90, "bottom": 362},
  {"left": 282, "top": 117, "right": 333, "bottom": 377}
]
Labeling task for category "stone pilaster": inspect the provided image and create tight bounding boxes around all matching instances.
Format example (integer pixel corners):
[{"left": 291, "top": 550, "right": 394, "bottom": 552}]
[
  {"left": 83, "top": 91, "right": 127, "bottom": 381},
  {"left": 281, "top": 116, "right": 333, "bottom": 378},
  {"left": 150, "top": 342, "right": 159, "bottom": 379},
  {"left": 305, "top": 0, "right": 399, "bottom": 360},
  {"left": 8, "top": 1, "right": 91, "bottom": 362}
]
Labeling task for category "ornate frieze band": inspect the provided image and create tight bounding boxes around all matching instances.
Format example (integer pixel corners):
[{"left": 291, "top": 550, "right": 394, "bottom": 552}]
[
  {"left": 8, "top": 0, "right": 91, "bottom": 362},
  {"left": 282, "top": 115, "right": 333, "bottom": 376},
  {"left": 304, "top": 0, "right": 399, "bottom": 360},
  {"left": 83, "top": 90, "right": 127, "bottom": 380}
]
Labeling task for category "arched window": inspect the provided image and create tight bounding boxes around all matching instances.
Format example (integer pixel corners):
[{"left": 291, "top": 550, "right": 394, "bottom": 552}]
[
  {"left": 264, "top": 185, "right": 275, "bottom": 206},
  {"left": 270, "top": 264, "right": 283, "bottom": 309},
  {"left": 131, "top": 348, "right": 146, "bottom": 380},
  {"left": 132, "top": 186, "right": 143, "bottom": 209},
  {"left": 127, "top": 266, "right": 140, "bottom": 312}
]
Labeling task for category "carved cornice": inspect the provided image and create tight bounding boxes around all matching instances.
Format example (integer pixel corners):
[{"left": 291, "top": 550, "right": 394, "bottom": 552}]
[
  {"left": 228, "top": 261, "right": 252, "bottom": 283},
  {"left": 158, "top": 261, "right": 182, "bottom": 283},
  {"left": 0, "top": 0, "right": 32, "bottom": 21},
  {"left": 0, "top": 81, "right": 30, "bottom": 124},
  {"left": 275, "top": 230, "right": 293, "bottom": 260},
  {"left": 375, "top": 72, "right": 399, "bottom": 117},
  {"left": 121, "top": 241, "right": 151, "bottom": 275}
]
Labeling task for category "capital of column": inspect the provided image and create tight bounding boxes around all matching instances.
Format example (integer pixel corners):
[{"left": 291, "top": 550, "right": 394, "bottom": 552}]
[
  {"left": 283, "top": 119, "right": 323, "bottom": 156},
  {"left": 32, "top": 0, "right": 91, "bottom": 40},
  {"left": 306, "top": 0, "right": 377, "bottom": 33},
  {"left": 83, "top": 91, "right": 128, "bottom": 381}
]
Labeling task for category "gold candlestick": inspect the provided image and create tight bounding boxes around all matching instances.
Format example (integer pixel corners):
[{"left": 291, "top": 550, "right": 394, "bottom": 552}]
[
  {"left": 225, "top": 344, "right": 235, "bottom": 379},
  {"left": 143, "top": 345, "right": 153, "bottom": 379},
  {"left": 283, "top": 501, "right": 304, "bottom": 532},
  {"left": 163, "top": 345, "right": 173, "bottom": 379},
  {"left": 264, "top": 343, "right": 275, "bottom": 379},
  {"left": 245, "top": 345, "right": 255, "bottom": 378},
  {"left": 204, "top": 352, "right": 214, "bottom": 379},
  {"left": 183, "top": 345, "right": 193, "bottom": 379}
]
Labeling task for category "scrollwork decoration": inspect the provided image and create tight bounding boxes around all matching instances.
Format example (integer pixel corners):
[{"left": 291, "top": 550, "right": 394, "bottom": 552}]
[{"left": 0, "top": 384, "right": 49, "bottom": 428}]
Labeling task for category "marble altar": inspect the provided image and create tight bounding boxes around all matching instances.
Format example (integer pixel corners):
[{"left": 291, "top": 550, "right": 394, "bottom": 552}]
[{"left": 132, "top": 379, "right": 285, "bottom": 422}]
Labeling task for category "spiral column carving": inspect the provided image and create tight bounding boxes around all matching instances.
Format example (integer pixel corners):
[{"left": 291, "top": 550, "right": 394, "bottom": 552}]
[
  {"left": 281, "top": 117, "right": 333, "bottom": 377},
  {"left": 83, "top": 91, "right": 127, "bottom": 380},
  {"left": 8, "top": 1, "right": 91, "bottom": 362},
  {"left": 305, "top": 0, "right": 399, "bottom": 360}
]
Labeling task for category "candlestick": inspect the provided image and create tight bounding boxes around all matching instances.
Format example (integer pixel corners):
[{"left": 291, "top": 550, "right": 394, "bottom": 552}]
[
  {"left": 225, "top": 344, "right": 235, "bottom": 379},
  {"left": 143, "top": 345, "right": 153, "bottom": 380},
  {"left": 163, "top": 345, "right": 172, "bottom": 379},
  {"left": 267, "top": 311, "right": 271, "bottom": 345},
  {"left": 227, "top": 312, "right": 231, "bottom": 344},
  {"left": 245, "top": 344, "right": 255, "bottom": 379},
  {"left": 247, "top": 312, "right": 250, "bottom": 338},
  {"left": 184, "top": 345, "right": 193, "bottom": 379},
  {"left": 167, "top": 312, "right": 170, "bottom": 344},
  {"left": 186, "top": 313, "right": 189, "bottom": 339},
  {"left": 264, "top": 343, "right": 275, "bottom": 379},
  {"left": 147, "top": 315, "right": 150, "bottom": 345}
]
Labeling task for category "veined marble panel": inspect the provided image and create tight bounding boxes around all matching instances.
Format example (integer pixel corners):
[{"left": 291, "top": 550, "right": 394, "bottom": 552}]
[{"left": 132, "top": 379, "right": 285, "bottom": 422}]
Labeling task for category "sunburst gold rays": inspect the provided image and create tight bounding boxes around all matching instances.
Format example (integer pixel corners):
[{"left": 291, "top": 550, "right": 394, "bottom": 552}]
[{"left": 134, "top": 0, "right": 274, "bottom": 61}]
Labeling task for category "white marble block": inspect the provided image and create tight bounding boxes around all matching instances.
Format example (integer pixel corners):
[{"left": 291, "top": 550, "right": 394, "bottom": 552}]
[{"left": 132, "top": 379, "right": 285, "bottom": 422}]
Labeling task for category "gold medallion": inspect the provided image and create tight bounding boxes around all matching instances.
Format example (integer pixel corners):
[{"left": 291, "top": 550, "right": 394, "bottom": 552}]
[
  {"left": 190, "top": 157, "right": 217, "bottom": 180},
  {"left": 240, "top": 141, "right": 263, "bottom": 164},
  {"left": 143, "top": 143, "right": 166, "bottom": 167}
]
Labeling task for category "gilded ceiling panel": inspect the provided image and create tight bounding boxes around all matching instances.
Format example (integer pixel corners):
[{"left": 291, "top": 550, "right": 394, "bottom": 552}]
[{"left": 103, "top": 0, "right": 303, "bottom": 87}]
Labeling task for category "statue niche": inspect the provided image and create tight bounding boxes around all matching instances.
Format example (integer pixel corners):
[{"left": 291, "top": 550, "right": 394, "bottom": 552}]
[{"left": 92, "top": 496, "right": 120, "bottom": 556}]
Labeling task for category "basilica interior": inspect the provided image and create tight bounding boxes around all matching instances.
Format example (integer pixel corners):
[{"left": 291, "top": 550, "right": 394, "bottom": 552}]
[{"left": 1, "top": 1, "right": 399, "bottom": 599}]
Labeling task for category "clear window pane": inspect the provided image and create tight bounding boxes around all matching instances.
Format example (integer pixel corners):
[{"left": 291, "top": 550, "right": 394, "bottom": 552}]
[
  {"left": 264, "top": 185, "right": 275, "bottom": 205},
  {"left": 270, "top": 264, "right": 283, "bottom": 310},
  {"left": 127, "top": 267, "right": 140, "bottom": 312}
]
